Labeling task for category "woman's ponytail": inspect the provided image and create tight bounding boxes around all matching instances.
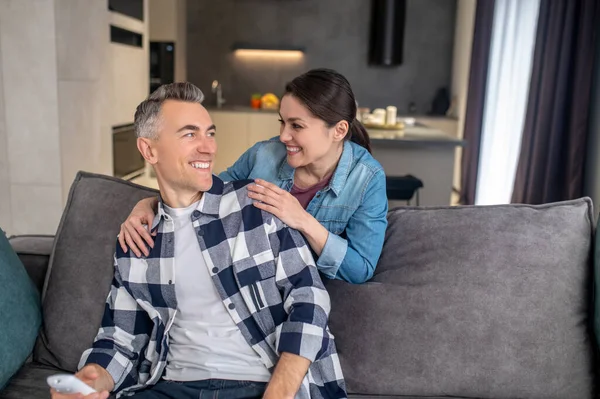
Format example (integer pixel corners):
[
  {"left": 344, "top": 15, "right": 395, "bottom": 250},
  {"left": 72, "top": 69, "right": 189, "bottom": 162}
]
[{"left": 349, "top": 119, "right": 371, "bottom": 153}]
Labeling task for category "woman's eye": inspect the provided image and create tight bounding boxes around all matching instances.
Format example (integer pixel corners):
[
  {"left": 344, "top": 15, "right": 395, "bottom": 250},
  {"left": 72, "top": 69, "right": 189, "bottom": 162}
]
[{"left": 292, "top": 124, "right": 302, "bottom": 129}]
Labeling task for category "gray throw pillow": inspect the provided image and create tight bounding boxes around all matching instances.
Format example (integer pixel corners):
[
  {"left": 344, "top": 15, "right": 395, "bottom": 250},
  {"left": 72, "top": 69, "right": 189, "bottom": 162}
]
[{"left": 34, "top": 172, "right": 158, "bottom": 371}]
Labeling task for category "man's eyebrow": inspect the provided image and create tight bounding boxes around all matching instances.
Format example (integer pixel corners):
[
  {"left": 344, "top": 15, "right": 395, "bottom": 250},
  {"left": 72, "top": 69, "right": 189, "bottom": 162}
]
[
  {"left": 176, "top": 124, "right": 200, "bottom": 133},
  {"left": 176, "top": 124, "right": 216, "bottom": 133}
]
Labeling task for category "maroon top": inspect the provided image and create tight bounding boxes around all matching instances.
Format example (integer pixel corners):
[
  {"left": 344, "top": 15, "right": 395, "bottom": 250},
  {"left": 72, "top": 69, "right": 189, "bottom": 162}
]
[{"left": 290, "top": 176, "right": 332, "bottom": 209}]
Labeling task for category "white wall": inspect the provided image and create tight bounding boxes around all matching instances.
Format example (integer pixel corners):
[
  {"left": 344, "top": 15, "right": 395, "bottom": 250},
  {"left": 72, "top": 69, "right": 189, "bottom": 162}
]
[
  {"left": 0, "top": 0, "right": 116, "bottom": 235},
  {"left": 450, "top": 0, "right": 477, "bottom": 199},
  {"left": 451, "top": 0, "right": 477, "bottom": 139},
  {"left": 110, "top": 8, "right": 150, "bottom": 126},
  {"left": 0, "top": 0, "right": 63, "bottom": 235},
  {"left": 148, "top": 0, "right": 187, "bottom": 82},
  {"left": 149, "top": 0, "right": 177, "bottom": 41},
  {"left": 175, "top": 0, "right": 187, "bottom": 82},
  {"left": 57, "top": 0, "right": 113, "bottom": 202}
]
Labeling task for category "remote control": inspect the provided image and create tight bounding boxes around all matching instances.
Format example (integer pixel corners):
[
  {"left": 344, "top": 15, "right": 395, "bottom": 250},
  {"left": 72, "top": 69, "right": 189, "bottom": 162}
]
[{"left": 47, "top": 374, "right": 97, "bottom": 395}]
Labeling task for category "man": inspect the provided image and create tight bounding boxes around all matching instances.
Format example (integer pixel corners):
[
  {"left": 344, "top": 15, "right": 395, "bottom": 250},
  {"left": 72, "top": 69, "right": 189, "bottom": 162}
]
[{"left": 51, "top": 83, "right": 346, "bottom": 399}]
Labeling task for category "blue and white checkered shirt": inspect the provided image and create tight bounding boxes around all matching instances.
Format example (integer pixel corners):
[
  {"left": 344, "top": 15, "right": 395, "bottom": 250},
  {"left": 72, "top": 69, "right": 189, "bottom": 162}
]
[{"left": 79, "top": 176, "right": 347, "bottom": 399}]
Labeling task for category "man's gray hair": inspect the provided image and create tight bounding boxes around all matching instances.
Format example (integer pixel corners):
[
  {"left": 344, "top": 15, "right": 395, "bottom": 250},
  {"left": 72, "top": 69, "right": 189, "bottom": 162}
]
[{"left": 134, "top": 82, "right": 205, "bottom": 139}]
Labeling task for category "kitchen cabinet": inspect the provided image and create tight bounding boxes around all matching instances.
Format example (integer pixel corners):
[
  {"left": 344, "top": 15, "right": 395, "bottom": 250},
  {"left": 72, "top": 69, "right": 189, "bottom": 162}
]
[
  {"left": 416, "top": 117, "right": 459, "bottom": 138},
  {"left": 209, "top": 109, "right": 280, "bottom": 173},
  {"left": 368, "top": 126, "right": 465, "bottom": 207},
  {"left": 248, "top": 112, "right": 281, "bottom": 145}
]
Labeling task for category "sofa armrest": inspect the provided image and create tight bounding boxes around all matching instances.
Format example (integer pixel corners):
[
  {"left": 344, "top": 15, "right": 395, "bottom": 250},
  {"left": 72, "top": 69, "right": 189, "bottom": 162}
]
[{"left": 8, "top": 235, "right": 55, "bottom": 296}]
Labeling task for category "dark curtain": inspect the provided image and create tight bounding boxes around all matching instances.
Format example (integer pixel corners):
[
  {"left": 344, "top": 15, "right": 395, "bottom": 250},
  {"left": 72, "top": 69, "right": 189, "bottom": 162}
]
[
  {"left": 459, "top": 0, "right": 496, "bottom": 205},
  {"left": 511, "top": 0, "right": 600, "bottom": 204}
]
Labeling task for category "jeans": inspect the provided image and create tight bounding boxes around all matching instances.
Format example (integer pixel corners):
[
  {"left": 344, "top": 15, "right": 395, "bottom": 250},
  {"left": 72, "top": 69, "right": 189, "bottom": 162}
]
[{"left": 129, "top": 379, "right": 267, "bottom": 399}]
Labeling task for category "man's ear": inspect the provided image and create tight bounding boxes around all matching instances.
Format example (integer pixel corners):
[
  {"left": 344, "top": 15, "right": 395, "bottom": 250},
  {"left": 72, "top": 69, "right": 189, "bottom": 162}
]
[
  {"left": 137, "top": 137, "right": 158, "bottom": 164},
  {"left": 333, "top": 120, "right": 349, "bottom": 142}
]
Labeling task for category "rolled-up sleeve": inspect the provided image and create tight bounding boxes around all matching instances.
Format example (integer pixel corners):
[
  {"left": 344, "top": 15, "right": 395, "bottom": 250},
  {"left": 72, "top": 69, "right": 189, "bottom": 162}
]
[
  {"left": 79, "top": 251, "right": 152, "bottom": 393},
  {"left": 317, "top": 169, "right": 388, "bottom": 284},
  {"left": 315, "top": 233, "right": 348, "bottom": 280},
  {"left": 270, "top": 222, "right": 333, "bottom": 362}
]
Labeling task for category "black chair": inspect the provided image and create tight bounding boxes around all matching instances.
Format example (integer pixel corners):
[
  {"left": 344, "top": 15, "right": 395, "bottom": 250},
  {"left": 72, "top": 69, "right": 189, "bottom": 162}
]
[{"left": 386, "top": 175, "right": 424, "bottom": 205}]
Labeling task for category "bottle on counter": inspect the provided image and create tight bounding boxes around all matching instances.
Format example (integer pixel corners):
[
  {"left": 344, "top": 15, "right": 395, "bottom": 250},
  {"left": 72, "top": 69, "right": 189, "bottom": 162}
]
[
  {"left": 386, "top": 106, "right": 397, "bottom": 126},
  {"left": 357, "top": 107, "right": 370, "bottom": 123},
  {"left": 371, "top": 108, "right": 386, "bottom": 125}
]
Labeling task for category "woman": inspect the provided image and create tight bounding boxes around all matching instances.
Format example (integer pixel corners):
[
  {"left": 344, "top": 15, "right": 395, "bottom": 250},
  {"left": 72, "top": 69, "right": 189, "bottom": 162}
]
[{"left": 119, "top": 68, "right": 388, "bottom": 283}]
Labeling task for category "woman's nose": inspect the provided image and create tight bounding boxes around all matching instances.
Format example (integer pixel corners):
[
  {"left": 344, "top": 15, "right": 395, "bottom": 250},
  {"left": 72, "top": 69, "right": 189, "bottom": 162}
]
[{"left": 280, "top": 128, "right": 292, "bottom": 142}]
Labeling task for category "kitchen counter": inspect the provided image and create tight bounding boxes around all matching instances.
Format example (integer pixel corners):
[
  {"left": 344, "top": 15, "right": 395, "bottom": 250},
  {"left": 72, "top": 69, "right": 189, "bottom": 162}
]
[
  {"left": 369, "top": 124, "right": 465, "bottom": 207},
  {"left": 368, "top": 125, "right": 465, "bottom": 147}
]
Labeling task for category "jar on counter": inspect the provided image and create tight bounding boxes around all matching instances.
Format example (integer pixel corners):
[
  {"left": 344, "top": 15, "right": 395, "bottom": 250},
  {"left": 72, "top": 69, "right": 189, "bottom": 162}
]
[
  {"left": 357, "top": 107, "right": 370, "bottom": 122},
  {"left": 386, "top": 106, "right": 397, "bottom": 126}
]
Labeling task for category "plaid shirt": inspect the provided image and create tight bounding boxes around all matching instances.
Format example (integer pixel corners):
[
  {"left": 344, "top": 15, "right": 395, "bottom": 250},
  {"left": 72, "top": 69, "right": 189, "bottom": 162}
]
[{"left": 79, "top": 176, "right": 347, "bottom": 399}]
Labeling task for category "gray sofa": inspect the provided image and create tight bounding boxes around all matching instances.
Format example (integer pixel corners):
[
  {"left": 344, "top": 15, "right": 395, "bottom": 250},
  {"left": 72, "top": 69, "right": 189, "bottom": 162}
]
[{"left": 1, "top": 171, "right": 598, "bottom": 399}]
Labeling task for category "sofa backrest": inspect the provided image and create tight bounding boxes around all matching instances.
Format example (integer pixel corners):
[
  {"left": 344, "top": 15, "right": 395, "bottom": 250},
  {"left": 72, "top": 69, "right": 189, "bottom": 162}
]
[
  {"left": 328, "top": 198, "right": 596, "bottom": 398},
  {"left": 35, "top": 171, "right": 597, "bottom": 399},
  {"left": 34, "top": 172, "right": 158, "bottom": 371}
]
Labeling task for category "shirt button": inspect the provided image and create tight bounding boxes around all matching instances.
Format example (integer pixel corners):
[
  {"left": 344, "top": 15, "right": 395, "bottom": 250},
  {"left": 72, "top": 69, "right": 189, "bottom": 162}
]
[
  {"left": 212, "top": 267, "right": 218, "bottom": 274},
  {"left": 228, "top": 303, "right": 236, "bottom": 310},
  {"left": 168, "top": 280, "right": 172, "bottom": 284},
  {"left": 192, "top": 210, "right": 201, "bottom": 218},
  {"left": 197, "top": 229, "right": 204, "bottom": 236}
]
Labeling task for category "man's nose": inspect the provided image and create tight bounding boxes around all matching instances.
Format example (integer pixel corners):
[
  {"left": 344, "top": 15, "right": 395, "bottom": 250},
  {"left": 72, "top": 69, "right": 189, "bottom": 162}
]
[{"left": 196, "top": 136, "right": 216, "bottom": 154}]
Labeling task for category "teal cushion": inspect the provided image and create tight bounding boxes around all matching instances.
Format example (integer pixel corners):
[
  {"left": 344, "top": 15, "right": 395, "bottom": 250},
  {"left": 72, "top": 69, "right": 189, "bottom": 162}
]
[{"left": 0, "top": 229, "right": 41, "bottom": 389}]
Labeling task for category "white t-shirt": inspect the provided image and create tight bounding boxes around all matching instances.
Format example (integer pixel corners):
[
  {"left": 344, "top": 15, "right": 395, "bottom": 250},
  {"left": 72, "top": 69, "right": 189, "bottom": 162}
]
[{"left": 163, "top": 199, "right": 271, "bottom": 382}]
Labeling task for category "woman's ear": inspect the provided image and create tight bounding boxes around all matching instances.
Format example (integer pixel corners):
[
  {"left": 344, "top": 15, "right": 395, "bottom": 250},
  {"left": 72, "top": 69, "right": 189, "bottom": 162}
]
[
  {"left": 137, "top": 137, "right": 158, "bottom": 164},
  {"left": 333, "top": 120, "right": 349, "bottom": 142}
]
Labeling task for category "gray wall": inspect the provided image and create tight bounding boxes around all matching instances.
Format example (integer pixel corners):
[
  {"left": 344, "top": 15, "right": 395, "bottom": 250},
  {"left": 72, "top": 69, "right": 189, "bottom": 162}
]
[{"left": 186, "top": 0, "right": 456, "bottom": 114}]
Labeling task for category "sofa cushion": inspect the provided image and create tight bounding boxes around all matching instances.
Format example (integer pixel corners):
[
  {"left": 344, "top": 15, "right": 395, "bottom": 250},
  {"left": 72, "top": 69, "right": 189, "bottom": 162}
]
[
  {"left": 9, "top": 235, "right": 55, "bottom": 294},
  {"left": 0, "top": 362, "right": 59, "bottom": 399},
  {"left": 0, "top": 229, "right": 41, "bottom": 389},
  {"left": 328, "top": 198, "right": 595, "bottom": 399},
  {"left": 34, "top": 172, "right": 158, "bottom": 371}
]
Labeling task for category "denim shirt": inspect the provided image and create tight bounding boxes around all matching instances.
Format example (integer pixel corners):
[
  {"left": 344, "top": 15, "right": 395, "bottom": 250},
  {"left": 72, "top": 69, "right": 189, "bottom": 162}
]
[{"left": 219, "top": 138, "right": 388, "bottom": 283}]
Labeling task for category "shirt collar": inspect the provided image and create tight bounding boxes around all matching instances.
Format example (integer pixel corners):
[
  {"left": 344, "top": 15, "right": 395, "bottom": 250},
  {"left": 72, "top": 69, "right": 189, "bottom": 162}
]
[
  {"left": 328, "top": 141, "right": 353, "bottom": 196},
  {"left": 152, "top": 175, "right": 224, "bottom": 230},
  {"left": 278, "top": 141, "right": 353, "bottom": 196}
]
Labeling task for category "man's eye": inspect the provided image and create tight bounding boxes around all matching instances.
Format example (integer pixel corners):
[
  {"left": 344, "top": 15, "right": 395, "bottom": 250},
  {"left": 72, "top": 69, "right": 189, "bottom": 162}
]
[
  {"left": 207, "top": 131, "right": 216, "bottom": 137},
  {"left": 278, "top": 119, "right": 284, "bottom": 125},
  {"left": 184, "top": 133, "right": 195, "bottom": 138}
]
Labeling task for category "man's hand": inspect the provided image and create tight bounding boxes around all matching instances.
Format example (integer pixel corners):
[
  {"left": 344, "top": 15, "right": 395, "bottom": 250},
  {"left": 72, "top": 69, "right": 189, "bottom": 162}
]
[
  {"left": 50, "top": 364, "right": 114, "bottom": 399},
  {"left": 263, "top": 352, "right": 311, "bottom": 399}
]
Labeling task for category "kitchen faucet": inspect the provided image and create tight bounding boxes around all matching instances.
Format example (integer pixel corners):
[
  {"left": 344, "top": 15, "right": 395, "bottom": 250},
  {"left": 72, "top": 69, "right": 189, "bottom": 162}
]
[{"left": 211, "top": 80, "right": 226, "bottom": 108}]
